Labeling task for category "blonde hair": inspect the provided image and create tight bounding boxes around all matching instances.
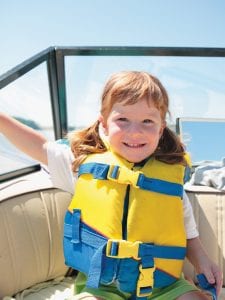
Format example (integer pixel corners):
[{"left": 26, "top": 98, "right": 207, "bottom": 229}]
[{"left": 69, "top": 71, "right": 186, "bottom": 172}]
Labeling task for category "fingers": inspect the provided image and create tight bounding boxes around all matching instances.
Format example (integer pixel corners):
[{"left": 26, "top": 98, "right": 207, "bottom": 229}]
[
  {"left": 204, "top": 271, "right": 215, "bottom": 285},
  {"left": 204, "top": 268, "right": 223, "bottom": 296}
]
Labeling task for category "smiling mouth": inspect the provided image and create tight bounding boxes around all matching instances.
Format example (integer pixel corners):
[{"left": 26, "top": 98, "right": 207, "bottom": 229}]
[{"left": 123, "top": 142, "right": 146, "bottom": 148}]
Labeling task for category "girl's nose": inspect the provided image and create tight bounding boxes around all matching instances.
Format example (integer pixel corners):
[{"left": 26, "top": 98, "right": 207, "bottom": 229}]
[{"left": 127, "top": 123, "right": 142, "bottom": 136}]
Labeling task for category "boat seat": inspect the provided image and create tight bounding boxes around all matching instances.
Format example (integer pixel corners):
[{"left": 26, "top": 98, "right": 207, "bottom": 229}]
[
  {"left": 0, "top": 170, "right": 225, "bottom": 299},
  {"left": 0, "top": 170, "right": 75, "bottom": 299}
]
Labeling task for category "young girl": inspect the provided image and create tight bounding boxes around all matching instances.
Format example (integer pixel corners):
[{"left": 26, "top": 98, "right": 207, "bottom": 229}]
[{"left": 0, "top": 71, "right": 222, "bottom": 300}]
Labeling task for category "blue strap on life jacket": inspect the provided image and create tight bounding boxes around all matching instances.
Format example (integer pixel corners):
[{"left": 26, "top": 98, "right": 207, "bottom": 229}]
[
  {"left": 197, "top": 273, "right": 217, "bottom": 300},
  {"left": 137, "top": 174, "right": 183, "bottom": 197},
  {"left": 78, "top": 162, "right": 110, "bottom": 179},
  {"left": 138, "top": 243, "right": 186, "bottom": 260},
  {"left": 78, "top": 162, "right": 183, "bottom": 197}
]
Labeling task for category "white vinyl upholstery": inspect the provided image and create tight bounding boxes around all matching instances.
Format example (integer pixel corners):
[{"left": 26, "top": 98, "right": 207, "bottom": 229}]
[{"left": 0, "top": 171, "right": 74, "bottom": 299}]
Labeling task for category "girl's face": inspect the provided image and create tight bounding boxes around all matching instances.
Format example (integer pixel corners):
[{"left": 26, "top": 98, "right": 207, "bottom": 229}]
[{"left": 100, "top": 98, "right": 165, "bottom": 163}]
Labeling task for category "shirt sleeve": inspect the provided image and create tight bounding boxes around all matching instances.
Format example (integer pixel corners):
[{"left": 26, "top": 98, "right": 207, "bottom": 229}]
[
  {"left": 183, "top": 190, "right": 199, "bottom": 239},
  {"left": 46, "top": 141, "right": 76, "bottom": 194}
]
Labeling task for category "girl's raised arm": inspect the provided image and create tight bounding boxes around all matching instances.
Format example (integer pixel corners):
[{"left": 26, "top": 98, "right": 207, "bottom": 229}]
[{"left": 0, "top": 112, "right": 48, "bottom": 165}]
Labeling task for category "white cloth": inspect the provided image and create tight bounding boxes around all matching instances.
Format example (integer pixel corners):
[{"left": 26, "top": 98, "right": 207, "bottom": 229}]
[
  {"left": 46, "top": 141, "right": 198, "bottom": 239},
  {"left": 190, "top": 158, "right": 225, "bottom": 191}
]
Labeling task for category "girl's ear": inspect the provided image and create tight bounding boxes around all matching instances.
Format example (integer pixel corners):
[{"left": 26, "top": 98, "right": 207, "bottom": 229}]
[{"left": 98, "top": 115, "right": 108, "bottom": 135}]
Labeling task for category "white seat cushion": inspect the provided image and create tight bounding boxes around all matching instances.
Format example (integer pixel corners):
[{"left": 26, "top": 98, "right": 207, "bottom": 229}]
[
  {"left": 0, "top": 186, "right": 72, "bottom": 297},
  {"left": 3, "top": 276, "right": 75, "bottom": 300}
]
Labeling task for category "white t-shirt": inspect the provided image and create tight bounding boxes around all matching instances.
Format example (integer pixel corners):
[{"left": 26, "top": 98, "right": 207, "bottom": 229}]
[{"left": 46, "top": 141, "right": 198, "bottom": 239}]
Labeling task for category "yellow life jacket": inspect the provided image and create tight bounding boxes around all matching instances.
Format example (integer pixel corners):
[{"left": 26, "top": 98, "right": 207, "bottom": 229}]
[{"left": 64, "top": 151, "right": 189, "bottom": 299}]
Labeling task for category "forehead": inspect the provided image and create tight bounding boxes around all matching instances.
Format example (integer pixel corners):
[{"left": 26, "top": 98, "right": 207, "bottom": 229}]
[{"left": 110, "top": 98, "right": 160, "bottom": 114}]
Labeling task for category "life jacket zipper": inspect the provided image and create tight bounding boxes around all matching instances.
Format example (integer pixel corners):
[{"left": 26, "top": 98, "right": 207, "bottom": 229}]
[{"left": 122, "top": 185, "right": 130, "bottom": 240}]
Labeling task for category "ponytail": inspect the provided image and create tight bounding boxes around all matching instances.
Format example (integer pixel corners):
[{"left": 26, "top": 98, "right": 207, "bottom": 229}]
[
  {"left": 154, "top": 127, "right": 187, "bottom": 165},
  {"left": 69, "top": 120, "right": 106, "bottom": 172}
]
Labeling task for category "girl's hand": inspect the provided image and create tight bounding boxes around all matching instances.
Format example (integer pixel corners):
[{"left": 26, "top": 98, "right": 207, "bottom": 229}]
[
  {"left": 196, "top": 256, "right": 223, "bottom": 297},
  {"left": 186, "top": 237, "right": 223, "bottom": 297}
]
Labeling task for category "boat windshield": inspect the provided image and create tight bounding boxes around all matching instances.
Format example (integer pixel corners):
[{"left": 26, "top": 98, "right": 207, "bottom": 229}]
[{"left": 1, "top": 47, "right": 225, "bottom": 181}]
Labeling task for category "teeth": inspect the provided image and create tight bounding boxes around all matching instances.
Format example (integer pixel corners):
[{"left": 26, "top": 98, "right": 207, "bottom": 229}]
[{"left": 124, "top": 143, "right": 144, "bottom": 148}]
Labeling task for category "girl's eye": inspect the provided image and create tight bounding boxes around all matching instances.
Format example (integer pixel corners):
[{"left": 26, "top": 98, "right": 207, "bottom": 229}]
[
  {"left": 117, "top": 117, "right": 128, "bottom": 122},
  {"left": 143, "top": 119, "right": 153, "bottom": 124}
]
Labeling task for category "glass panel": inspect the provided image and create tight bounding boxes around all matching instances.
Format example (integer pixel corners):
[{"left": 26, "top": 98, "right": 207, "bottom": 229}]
[
  {"left": 0, "top": 62, "right": 54, "bottom": 175},
  {"left": 177, "top": 118, "right": 225, "bottom": 164},
  {"left": 65, "top": 56, "right": 225, "bottom": 130}
]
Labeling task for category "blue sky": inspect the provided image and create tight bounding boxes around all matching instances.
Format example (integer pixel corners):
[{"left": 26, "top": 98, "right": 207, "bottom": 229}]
[
  {"left": 1, "top": 0, "right": 225, "bottom": 73},
  {"left": 1, "top": 0, "right": 225, "bottom": 167}
]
